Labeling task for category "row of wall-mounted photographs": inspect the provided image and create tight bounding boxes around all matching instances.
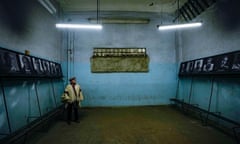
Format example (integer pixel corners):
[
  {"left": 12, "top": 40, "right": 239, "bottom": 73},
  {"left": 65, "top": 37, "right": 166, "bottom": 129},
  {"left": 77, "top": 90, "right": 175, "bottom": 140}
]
[
  {"left": 179, "top": 50, "right": 240, "bottom": 76},
  {"left": 0, "top": 48, "right": 63, "bottom": 77},
  {"left": 92, "top": 48, "right": 147, "bottom": 57}
]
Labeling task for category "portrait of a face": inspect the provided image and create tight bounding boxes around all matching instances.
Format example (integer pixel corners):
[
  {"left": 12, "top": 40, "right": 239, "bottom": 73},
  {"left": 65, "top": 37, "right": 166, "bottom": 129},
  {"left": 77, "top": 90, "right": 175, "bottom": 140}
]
[
  {"left": 185, "top": 61, "right": 193, "bottom": 73},
  {"left": 32, "top": 58, "right": 44, "bottom": 75},
  {"left": 232, "top": 53, "right": 240, "bottom": 71},
  {"left": 180, "top": 63, "right": 186, "bottom": 73},
  {"left": 42, "top": 60, "right": 50, "bottom": 75},
  {"left": 220, "top": 56, "right": 229, "bottom": 68},
  {"left": 0, "top": 50, "right": 20, "bottom": 74},
  {"left": 203, "top": 58, "right": 214, "bottom": 72},
  {"left": 55, "top": 64, "right": 63, "bottom": 77},
  {"left": 18, "top": 54, "right": 33, "bottom": 74},
  {"left": 193, "top": 59, "right": 203, "bottom": 73},
  {"left": 50, "top": 62, "right": 57, "bottom": 75},
  {"left": 215, "top": 54, "right": 233, "bottom": 72}
]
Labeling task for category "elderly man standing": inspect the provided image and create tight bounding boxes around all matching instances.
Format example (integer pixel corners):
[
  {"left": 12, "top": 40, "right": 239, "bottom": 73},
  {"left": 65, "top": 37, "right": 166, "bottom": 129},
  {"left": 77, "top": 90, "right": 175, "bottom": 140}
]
[{"left": 63, "top": 77, "right": 84, "bottom": 125}]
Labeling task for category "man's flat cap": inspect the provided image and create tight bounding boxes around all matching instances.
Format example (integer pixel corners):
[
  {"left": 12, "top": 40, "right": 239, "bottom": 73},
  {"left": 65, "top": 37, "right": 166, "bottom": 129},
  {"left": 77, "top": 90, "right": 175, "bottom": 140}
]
[{"left": 69, "top": 77, "right": 76, "bottom": 81}]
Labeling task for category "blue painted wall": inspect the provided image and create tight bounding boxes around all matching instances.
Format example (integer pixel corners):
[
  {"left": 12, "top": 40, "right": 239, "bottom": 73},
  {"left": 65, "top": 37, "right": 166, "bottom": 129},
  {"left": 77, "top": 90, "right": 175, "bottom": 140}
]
[
  {"left": 0, "top": 2, "right": 62, "bottom": 61},
  {"left": 0, "top": 79, "right": 64, "bottom": 134},
  {"left": 61, "top": 12, "right": 178, "bottom": 107},
  {"left": 176, "top": 3, "right": 240, "bottom": 124},
  {"left": 0, "top": 1, "right": 64, "bottom": 137},
  {"left": 177, "top": 77, "right": 240, "bottom": 124}
]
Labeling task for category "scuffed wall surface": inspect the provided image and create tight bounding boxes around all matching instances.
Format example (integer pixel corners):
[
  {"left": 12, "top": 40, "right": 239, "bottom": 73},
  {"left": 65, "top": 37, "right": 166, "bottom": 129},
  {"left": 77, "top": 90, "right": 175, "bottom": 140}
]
[
  {"left": 0, "top": 79, "right": 64, "bottom": 135},
  {"left": 180, "top": 4, "right": 240, "bottom": 62},
  {"left": 177, "top": 77, "right": 240, "bottom": 123},
  {"left": 0, "top": 1, "right": 63, "bottom": 136},
  {"left": 62, "top": 13, "right": 178, "bottom": 107},
  {"left": 0, "top": 1, "right": 61, "bottom": 62},
  {"left": 177, "top": 2, "right": 240, "bottom": 125}
]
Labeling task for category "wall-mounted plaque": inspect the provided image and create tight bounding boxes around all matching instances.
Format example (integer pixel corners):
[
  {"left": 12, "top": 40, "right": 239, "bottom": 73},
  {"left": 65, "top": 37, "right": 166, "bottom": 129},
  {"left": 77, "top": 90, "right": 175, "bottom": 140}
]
[{"left": 91, "top": 48, "right": 149, "bottom": 73}]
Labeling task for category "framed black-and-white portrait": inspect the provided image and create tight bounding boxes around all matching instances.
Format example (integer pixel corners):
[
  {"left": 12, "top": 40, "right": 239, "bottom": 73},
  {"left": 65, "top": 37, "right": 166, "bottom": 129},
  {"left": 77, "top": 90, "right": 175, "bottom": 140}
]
[
  {"left": 185, "top": 61, "right": 194, "bottom": 73},
  {"left": 202, "top": 57, "right": 215, "bottom": 73},
  {"left": 179, "top": 62, "right": 186, "bottom": 74},
  {"left": 18, "top": 54, "right": 34, "bottom": 75},
  {"left": 1, "top": 47, "right": 63, "bottom": 78},
  {"left": 41, "top": 60, "right": 51, "bottom": 75},
  {"left": 193, "top": 59, "right": 203, "bottom": 73},
  {"left": 49, "top": 62, "right": 57, "bottom": 76},
  {"left": 55, "top": 63, "right": 63, "bottom": 77},
  {"left": 214, "top": 54, "right": 233, "bottom": 73},
  {"left": 179, "top": 51, "right": 240, "bottom": 76},
  {"left": 0, "top": 49, "right": 21, "bottom": 76},
  {"left": 232, "top": 52, "right": 240, "bottom": 71},
  {"left": 32, "top": 57, "right": 44, "bottom": 75}
]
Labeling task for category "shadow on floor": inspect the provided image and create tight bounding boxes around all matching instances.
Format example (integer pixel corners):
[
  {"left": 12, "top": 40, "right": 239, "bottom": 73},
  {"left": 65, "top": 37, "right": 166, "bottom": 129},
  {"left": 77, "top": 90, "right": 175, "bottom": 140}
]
[{"left": 26, "top": 106, "right": 236, "bottom": 144}]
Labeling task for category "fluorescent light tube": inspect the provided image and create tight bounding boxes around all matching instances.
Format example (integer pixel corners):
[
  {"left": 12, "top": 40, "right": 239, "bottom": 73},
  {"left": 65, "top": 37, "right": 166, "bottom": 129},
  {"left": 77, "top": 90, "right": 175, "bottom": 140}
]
[
  {"left": 158, "top": 22, "right": 202, "bottom": 30},
  {"left": 56, "top": 24, "right": 103, "bottom": 29}
]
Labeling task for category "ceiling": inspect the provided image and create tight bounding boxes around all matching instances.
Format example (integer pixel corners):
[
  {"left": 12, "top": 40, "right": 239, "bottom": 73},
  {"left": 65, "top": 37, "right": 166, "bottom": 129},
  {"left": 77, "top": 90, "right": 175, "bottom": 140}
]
[{"left": 56, "top": 0, "right": 187, "bottom": 14}]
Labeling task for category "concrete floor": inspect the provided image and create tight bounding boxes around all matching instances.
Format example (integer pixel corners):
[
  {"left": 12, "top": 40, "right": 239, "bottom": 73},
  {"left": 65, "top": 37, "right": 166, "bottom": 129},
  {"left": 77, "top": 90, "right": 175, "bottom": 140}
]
[{"left": 27, "top": 106, "right": 235, "bottom": 144}]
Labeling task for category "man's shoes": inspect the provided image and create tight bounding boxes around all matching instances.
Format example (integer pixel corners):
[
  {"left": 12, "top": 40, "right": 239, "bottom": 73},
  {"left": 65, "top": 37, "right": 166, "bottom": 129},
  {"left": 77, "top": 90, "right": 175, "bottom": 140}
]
[{"left": 67, "top": 121, "right": 71, "bottom": 125}]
